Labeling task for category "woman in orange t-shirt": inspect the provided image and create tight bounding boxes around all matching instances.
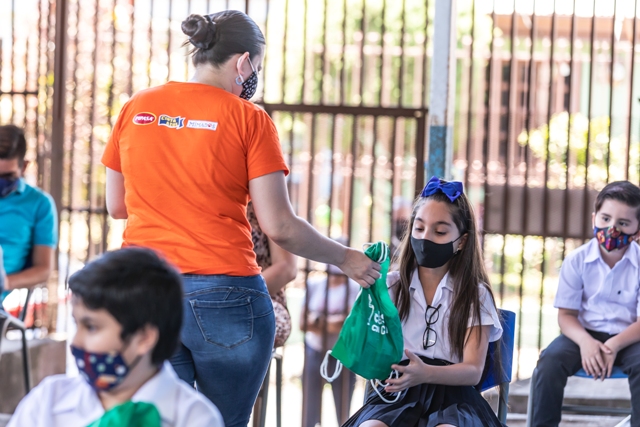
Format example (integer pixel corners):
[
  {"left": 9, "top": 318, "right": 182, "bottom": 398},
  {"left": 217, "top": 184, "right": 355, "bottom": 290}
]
[{"left": 102, "top": 11, "right": 380, "bottom": 427}]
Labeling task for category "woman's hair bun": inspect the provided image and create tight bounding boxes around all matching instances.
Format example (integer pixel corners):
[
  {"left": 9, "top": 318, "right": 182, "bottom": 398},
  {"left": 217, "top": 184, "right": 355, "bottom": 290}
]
[{"left": 181, "top": 14, "right": 216, "bottom": 50}]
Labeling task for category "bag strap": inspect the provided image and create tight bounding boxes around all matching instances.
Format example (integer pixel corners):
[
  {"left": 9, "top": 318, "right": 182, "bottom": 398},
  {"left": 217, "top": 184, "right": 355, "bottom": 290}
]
[
  {"left": 369, "top": 370, "right": 402, "bottom": 404},
  {"left": 320, "top": 350, "right": 343, "bottom": 383}
]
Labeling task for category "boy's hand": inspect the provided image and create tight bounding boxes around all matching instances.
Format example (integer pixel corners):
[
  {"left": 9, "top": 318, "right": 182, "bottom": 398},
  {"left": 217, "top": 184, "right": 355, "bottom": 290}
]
[
  {"left": 579, "top": 337, "right": 611, "bottom": 379},
  {"left": 601, "top": 341, "right": 618, "bottom": 380},
  {"left": 385, "top": 350, "right": 427, "bottom": 392}
]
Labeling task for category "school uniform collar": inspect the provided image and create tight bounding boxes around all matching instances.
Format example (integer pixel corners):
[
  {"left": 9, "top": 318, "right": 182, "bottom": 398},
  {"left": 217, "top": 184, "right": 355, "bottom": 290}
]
[
  {"left": 409, "top": 268, "right": 453, "bottom": 309},
  {"left": 52, "top": 362, "right": 179, "bottom": 424},
  {"left": 15, "top": 178, "right": 26, "bottom": 194},
  {"left": 584, "top": 237, "right": 639, "bottom": 268}
]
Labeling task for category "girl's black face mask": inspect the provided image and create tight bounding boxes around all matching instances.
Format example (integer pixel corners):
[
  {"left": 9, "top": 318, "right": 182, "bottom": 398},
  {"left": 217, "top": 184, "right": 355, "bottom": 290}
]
[{"left": 410, "top": 235, "right": 462, "bottom": 269}]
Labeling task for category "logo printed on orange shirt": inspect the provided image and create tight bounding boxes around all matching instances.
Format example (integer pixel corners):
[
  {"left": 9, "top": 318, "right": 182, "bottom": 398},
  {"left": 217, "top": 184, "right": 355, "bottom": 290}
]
[
  {"left": 186, "top": 120, "right": 218, "bottom": 131},
  {"left": 158, "top": 114, "right": 185, "bottom": 129},
  {"left": 132, "top": 112, "right": 156, "bottom": 125}
]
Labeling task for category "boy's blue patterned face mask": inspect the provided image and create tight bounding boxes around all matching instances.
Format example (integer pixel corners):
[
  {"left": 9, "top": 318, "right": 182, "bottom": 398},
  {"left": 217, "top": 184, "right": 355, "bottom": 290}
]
[
  {"left": 593, "top": 225, "right": 635, "bottom": 252},
  {"left": 0, "top": 177, "right": 19, "bottom": 197},
  {"left": 71, "top": 345, "right": 141, "bottom": 392}
]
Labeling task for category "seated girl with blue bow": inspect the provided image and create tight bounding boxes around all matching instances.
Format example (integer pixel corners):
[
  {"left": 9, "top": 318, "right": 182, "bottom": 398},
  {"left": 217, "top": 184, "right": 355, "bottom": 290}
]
[{"left": 343, "top": 177, "right": 504, "bottom": 427}]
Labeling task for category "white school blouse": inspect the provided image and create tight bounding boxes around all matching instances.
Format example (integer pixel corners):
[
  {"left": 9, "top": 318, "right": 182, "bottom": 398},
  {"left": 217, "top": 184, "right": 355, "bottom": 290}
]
[
  {"left": 387, "top": 270, "right": 502, "bottom": 363},
  {"left": 7, "top": 362, "right": 224, "bottom": 427},
  {"left": 554, "top": 238, "right": 640, "bottom": 334}
]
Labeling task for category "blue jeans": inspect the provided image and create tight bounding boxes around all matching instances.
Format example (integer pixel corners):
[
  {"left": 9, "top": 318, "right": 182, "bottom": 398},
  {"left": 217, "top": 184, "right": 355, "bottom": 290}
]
[{"left": 170, "top": 274, "right": 275, "bottom": 427}]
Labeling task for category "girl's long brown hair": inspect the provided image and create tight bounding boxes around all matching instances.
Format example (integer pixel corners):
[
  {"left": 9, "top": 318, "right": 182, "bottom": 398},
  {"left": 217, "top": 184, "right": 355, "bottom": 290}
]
[{"left": 392, "top": 190, "right": 497, "bottom": 362}]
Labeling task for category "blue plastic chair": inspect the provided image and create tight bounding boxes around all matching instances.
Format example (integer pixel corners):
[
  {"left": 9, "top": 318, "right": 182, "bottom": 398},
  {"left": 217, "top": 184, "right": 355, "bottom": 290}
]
[
  {"left": 476, "top": 309, "right": 516, "bottom": 424},
  {"left": 526, "top": 361, "right": 631, "bottom": 426}
]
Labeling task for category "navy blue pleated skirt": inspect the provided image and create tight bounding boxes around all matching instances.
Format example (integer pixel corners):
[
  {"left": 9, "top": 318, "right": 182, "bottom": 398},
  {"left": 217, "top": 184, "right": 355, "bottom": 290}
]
[{"left": 342, "top": 357, "right": 505, "bottom": 427}]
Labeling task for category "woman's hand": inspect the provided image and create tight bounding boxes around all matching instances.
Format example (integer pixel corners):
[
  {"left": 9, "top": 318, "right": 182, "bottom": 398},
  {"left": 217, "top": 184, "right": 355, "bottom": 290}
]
[
  {"left": 337, "top": 248, "right": 381, "bottom": 289},
  {"left": 384, "top": 350, "right": 428, "bottom": 392}
]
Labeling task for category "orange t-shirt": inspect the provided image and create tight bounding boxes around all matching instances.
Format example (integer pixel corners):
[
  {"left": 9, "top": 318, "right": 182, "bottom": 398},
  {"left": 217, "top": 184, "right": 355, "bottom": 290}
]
[{"left": 102, "top": 82, "right": 289, "bottom": 275}]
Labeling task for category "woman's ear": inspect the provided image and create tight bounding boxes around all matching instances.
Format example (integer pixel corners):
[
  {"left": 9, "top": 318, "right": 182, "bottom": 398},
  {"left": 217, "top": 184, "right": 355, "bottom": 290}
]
[
  {"left": 235, "top": 52, "right": 250, "bottom": 76},
  {"left": 591, "top": 211, "right": 596, "bottom": 229}
]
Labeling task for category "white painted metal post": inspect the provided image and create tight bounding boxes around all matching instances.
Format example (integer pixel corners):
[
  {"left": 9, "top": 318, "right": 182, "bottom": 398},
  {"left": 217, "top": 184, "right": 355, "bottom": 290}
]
[{"left": 427, "top": 0, "right": 457, "bottom": 180}]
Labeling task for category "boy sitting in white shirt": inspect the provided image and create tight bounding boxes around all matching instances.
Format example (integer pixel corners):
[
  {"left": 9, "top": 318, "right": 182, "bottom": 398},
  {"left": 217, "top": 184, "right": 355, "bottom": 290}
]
[
  {"left": 8, "top": 247, "right": 224, "bottom": 427},
  {"left": 530, "top": 181, "right": 640, "bottom": 427}
]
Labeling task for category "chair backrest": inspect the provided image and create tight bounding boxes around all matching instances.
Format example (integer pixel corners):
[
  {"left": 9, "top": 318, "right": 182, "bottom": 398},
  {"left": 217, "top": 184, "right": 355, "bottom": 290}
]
[{"left": 477, "top": 309, "right": 516, "bottom": 392}]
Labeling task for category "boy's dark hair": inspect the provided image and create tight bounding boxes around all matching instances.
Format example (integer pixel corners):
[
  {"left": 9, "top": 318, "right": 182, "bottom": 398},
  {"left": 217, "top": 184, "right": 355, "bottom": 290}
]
[
  {"left": 595, "top": 181, "right": 640, "bottom": 222},
  {"left": 0, "top": 125, "right": 27, "bottom": 166},
  {"left": 69, "top": 247, "right": 183, "bottom": 365},
  {"left": 181, "top": 11, "right": 265, "bottom": 67}
]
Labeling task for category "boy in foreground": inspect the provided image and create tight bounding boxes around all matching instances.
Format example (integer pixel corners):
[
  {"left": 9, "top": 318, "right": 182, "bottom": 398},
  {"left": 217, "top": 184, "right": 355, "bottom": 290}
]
[{"left": 8, "top": 247, "right": 224, "bottom": 427}]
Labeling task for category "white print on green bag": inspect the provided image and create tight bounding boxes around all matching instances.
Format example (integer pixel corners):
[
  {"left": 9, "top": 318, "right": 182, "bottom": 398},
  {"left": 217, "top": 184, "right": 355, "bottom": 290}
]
[{"left": 367, "top": 295, "right": 388, "bottom": 335}]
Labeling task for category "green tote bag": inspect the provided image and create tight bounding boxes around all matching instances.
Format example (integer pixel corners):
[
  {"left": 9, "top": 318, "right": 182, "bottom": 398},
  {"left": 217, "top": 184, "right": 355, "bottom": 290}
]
[{"left": 320, "top": 242, "right": 404, "bottom": 382}]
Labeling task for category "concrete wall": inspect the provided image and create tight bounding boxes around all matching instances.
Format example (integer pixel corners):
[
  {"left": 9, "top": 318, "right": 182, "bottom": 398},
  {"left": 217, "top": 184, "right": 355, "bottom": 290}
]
[{"left": 0, "top": 337, "right": 66, "bottom": 414}]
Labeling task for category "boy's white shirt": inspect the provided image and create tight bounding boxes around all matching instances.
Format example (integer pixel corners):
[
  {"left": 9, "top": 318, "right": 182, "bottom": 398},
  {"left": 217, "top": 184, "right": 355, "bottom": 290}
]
[
  {"left": 554, "top": 238, "right": 640, "bottom": 334},
  {"left": 7, "top": 361, "right": 224, "bottom": 427},
  {"left": 387, "top": 269, "right": 503, "bottom": 364}
]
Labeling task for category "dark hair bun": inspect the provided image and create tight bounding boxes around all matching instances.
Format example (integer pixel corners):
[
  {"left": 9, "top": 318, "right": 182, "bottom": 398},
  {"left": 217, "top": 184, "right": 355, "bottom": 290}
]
[{"left": 181, "top": 14, "right": 216, "bottom": 50}]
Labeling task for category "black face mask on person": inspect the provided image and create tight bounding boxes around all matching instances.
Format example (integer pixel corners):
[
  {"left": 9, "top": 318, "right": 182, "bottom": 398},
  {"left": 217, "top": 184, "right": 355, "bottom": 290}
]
[
  {"left": 236, "top": 57, "right": 258, "bottom": 100},
  {"left": 410, "top": 235, "right": 463, "bottom": 269}
]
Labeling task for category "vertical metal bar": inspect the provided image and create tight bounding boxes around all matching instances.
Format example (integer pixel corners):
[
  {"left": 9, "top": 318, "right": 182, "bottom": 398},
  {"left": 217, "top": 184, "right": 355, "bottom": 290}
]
[
  {"left": 368, "top": 117, "right": 377, "bottom": 242},
  {"left": 608, "top": 0, "right": 618, "bottom": 182},
  {"left": 280, "top": 0, "right": 289, "bottom": 103},
  {"left": 65, "top": 0, "right": 82, "bottom": 284},
  {"left": 128, "top": 0, "right": 136, "bottom": 95},
  {"left": 245, "top": 0, "right": 249, "bottom": 15},
  {"left": 481, "top": 0, "right": 496, "bottom": 252},
  {"left": 346, "top": 116, "right": 359, "bottom": 245},
  {"left": 625, "top": 0, "right": 638, "bottom": 181},
  {"left": 167, "top": 0, "right": 173, "bottom": 81},
  {"left": 357, "top": 0, "right": 365, "bottom": 106},
  {"left": 499, "top": 0, "right": 518, "bottom": 306},
  {"left": 185, "top": 0, "right": 192, "bottom": 81},
  {"left": 319, "top": 0, "right": 329, "bottom": 104},
  {"left": 607, "top": 0, "right": 618, "bottom": 182},
  {"left": 397, "top": 0, "right": 406, "bottom": 107},
  {"left": 10, "top": 0, "right": 15, "bottom": 122},
  {"left": 102, "top": 0, "right": 119, "bottom": 254},
  {"left": 389, "top": 0, "right": 405, "bottom": 243},
  {"left": 300, "top": 0, "right": 308, "bottom": 103},
  {"left": 147, "top": 0, "right": 154, "bottom": 88},
  {"left": 261, "top": 0, "right": 270, "bottom": 99},
  {"left": 415, "top": 112, "right": 426, "bottom": 195},
  {"left": 50, "top": 0, "right": 68, "bottom": 243},
  {"left": 427, "top": 0, "right": 457, "bottom": 179},
  {"left": 518, "top": 0, "right": 537, "bottom": 381},
  {"left": 463, "top": 0, "right": 475, "bottom": 189},
  {"left": 34, "top": 0, "right": 45, "bottom": 182},
  {"left": 379, "top": 0, "right": 386, "bottom": 106},
  {"left": 85, "top": 0, "right": 101, "bottom": 262},
  {"left": 539, "top": 0, "right": 558, "bottom": 355},
  {"left": 42, "top": 0, "right": 57, "bottom": 189},
  {"left": 421, "top": 0, "right": 429, "bottom": 109},
  {"left": 582, "top": 0, "right": 597, "bottom": 239},
  {"left": 339, "top": 0, "right": 347, "bottom": 105},
  {"left": 327, "top": 114, "right": 338, "bottom": 238}
]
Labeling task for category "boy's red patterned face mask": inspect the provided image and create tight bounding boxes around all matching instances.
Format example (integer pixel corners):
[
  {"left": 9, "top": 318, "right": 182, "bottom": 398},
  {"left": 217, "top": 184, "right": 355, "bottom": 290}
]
[{"left": 593, "top": 226, "right": 635, "bottom": 252}]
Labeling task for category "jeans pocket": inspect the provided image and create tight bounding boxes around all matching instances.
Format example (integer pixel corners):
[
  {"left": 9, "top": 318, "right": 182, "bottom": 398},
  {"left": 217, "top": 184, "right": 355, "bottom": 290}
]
[{"left": 190, "top": 297, "right": 253, "bottom": 349}]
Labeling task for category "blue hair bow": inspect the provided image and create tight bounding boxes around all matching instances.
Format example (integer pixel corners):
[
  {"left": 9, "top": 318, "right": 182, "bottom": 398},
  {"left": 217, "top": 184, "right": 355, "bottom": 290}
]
[{"left": 421, "top": 176, "right": 463, "bottom": 202}]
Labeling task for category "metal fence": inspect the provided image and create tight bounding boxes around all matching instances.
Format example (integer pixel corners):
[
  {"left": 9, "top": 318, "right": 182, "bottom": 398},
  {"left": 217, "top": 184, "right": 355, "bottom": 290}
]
[{"left": 3, "top": 0, "right": 640, "bottom": 385}]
